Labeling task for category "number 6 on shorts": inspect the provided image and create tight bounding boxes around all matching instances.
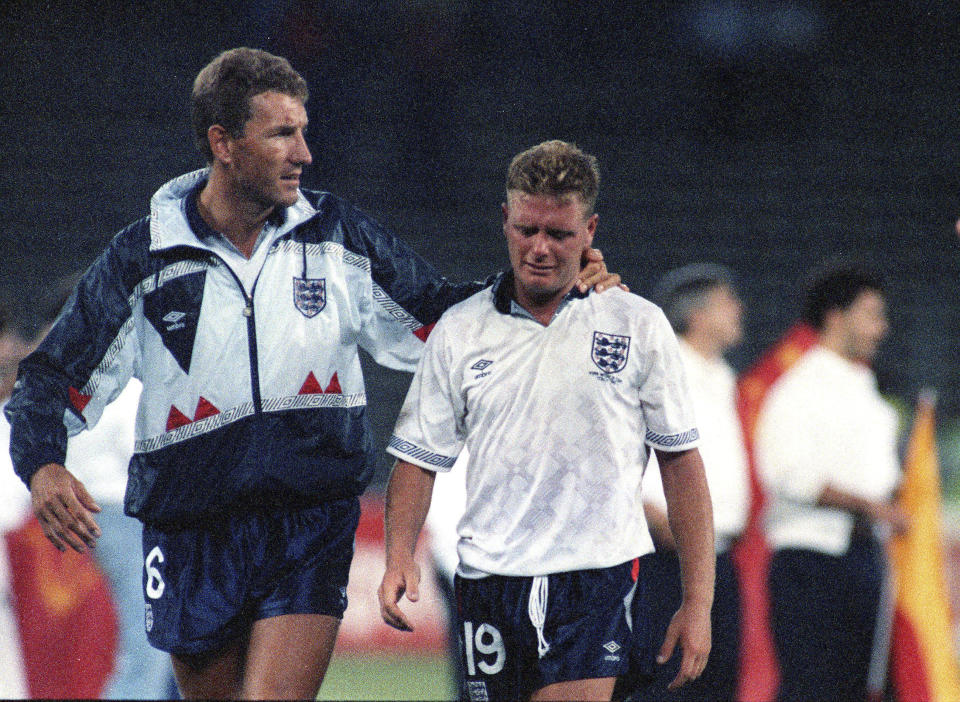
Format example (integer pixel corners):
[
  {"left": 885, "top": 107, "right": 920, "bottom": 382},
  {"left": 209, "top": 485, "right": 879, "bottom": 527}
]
[{"left": 145, "top": 545, "right": 166, "bottom": 599}]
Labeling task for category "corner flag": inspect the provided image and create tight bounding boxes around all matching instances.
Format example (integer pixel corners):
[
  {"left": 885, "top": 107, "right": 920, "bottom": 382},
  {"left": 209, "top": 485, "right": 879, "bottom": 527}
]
[{"left": 887, "top": 392, "right": 960, "bottom": 701}]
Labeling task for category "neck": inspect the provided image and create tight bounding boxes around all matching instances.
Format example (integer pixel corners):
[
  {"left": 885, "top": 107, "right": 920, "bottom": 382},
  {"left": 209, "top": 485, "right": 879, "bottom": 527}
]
[
  {"left": 512, "top": 283, "right": 572, "bottom": 326},
  {"left": 818, "top": 327, "right": 851, "bottom": 361},
  {"left": 681, "top": 331, "right": 722, "bottom": 361},
  {"left": 199, "top": 169, "right": 273, "bottom": 258}
]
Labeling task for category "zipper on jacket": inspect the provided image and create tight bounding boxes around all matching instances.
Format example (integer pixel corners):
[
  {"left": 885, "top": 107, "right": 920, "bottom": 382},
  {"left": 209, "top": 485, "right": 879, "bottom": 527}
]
[
  {"left": 206, "top": 255, "right": 263, "bottom": 416},
  {"left": 241, "top": 291, "right": 263, "bottom": 415}
]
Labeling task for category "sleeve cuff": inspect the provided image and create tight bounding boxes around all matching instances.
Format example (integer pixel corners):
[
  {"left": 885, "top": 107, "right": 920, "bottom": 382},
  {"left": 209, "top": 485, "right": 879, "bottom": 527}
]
[
  {"left": 386, "top": 435, "right": 458, "bottom": 472},
  {"left": 645, "top": 427, "right": 701, "bottom": 452}
]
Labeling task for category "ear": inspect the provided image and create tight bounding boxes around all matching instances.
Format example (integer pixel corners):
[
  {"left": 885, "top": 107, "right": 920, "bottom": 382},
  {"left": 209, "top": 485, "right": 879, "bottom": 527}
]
[
  {"left": 584, "top": 213, "right": 598, "bottom": 248},
  {"left": 502, "top": 202, "right": 510, "bottom": 230},
  {"left": 207, "top": 125, "right": 232, "bottom": 165},
  {"left": 821, "top": 306, "right": 845, "bottom": 334}
]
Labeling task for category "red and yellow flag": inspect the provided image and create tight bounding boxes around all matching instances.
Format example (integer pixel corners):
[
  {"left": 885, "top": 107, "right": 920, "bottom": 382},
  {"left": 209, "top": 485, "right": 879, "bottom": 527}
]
[
  {"left": 5, "top": 516, "right": 117, "bottom": 698},
  {"left": 733, "top": 322, "right": 819, "bottom": 702},
  {"left": 888, "top": 394, "right": 960, "bottom": 701}
]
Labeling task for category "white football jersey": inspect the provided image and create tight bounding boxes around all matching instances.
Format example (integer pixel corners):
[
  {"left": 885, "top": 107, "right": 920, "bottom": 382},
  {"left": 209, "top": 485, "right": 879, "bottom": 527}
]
[{"left": 388, "top": 278, "right": 699, "bottom": 577}]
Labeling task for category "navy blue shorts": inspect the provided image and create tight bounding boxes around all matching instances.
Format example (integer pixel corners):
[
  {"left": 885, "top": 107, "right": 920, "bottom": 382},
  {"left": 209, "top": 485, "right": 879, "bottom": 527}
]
[
  {"left": 454, "top": 561, "right": 639, "bottom": 701},
  {"left": 141, "top": 498, "right": 360, "bottom": 656},
  {"left": 619, "top": 550, "right": 741, "bottom": 702}
]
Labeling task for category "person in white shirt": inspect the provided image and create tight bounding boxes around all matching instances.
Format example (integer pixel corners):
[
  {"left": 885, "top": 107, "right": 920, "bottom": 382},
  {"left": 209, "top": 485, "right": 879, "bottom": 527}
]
[
  {"left": 0, "top": 311, "right": 33, "bottom": 699},
  {"left": 755, "top": 262, "right": 907, "bottom": 702},
  {"left": 621, "top": 264, "right": 749, "bottom": 702},
  {"left": 22, "top": 283, "right": 179, "bottom": 700},
  {"left": 377, "top": 140, "right": 715, "bottom": 702}
]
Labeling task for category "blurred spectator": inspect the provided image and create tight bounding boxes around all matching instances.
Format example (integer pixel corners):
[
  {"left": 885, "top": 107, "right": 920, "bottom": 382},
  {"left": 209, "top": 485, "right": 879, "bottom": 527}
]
[
  {"left": 0, "top": 306, "right": 31, "bottom": 698},
  {"left": 19, "top": 281, "right": 177, "bottom": 699},
  {"left": 755, "top": 261, "right": 906, "bottom": 701},
  {"left": 619, "top": 263, "right": 749, "bottom": 701}
]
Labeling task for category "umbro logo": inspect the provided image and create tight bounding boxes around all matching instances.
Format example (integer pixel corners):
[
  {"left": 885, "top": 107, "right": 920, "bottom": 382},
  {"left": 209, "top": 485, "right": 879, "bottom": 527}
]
[
  {"left": 471, "top": 359, "right": 493, "bottom": 379},
  {"left": 603, "top": 641, "right": 621, "bottom": 653},
  {"left": 466, "top": 681, "right": 489, "bottom": 702},
  {"left": 162, "top": 310, "right": 186, "bottom": 331}
]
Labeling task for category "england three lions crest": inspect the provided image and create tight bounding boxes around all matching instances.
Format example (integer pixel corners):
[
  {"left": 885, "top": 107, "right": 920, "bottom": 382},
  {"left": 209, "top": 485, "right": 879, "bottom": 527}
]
[
  {"left": 592, "top": 331, "right": 630, "bottom": 373},
  {"left": 293, "top": 277, "right": 326, "bottom": 318}
]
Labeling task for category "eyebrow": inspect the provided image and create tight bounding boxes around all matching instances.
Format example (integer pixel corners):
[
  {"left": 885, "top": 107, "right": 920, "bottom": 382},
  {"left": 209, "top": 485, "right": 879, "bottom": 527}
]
[{"left": 516, "top": 224, "right": 574, "bottom": 238}]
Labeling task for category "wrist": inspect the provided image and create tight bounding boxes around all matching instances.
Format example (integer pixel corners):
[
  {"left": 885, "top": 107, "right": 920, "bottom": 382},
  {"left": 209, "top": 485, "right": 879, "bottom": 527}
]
[{"left": 680, "top": 594, "right": 714, "bottom": 613}]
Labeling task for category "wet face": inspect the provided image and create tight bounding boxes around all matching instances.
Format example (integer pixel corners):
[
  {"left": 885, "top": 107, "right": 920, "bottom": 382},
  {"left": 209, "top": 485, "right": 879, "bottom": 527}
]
[
  {"left": 502, "top": 191, "right": 596, "bottom": 309},
  {"left": 222, "top": 91, "right": 312, "bottom": 210},
  {"left": 838, "top": 288, "right": 889, "bottom": 362}
]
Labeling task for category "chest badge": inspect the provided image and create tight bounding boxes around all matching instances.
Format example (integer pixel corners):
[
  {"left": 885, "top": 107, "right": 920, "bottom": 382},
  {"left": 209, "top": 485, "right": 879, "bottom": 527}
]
[
  {"left": 293, "top": 276, "right": 326, "bottom": 318},
  {"left": 591, "top": 331, "right": 630, "bottom": 374}
]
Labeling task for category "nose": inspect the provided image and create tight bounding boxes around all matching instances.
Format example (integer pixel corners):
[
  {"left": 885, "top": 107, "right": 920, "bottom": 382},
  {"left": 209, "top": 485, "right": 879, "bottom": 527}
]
[
  {"left": 529, "top": 231, "right": 551, "bottom": 257},
  {"left": 294, "top": 130, "right": 312, "bottom": 166}
]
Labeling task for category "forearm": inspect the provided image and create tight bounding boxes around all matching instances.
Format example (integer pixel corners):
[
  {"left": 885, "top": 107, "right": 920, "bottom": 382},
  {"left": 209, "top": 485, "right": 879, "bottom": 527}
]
[
  {"left": 658, "top": 448, "right": 715, "bottom": 608},
  {"left": 817, "top": 483, "right": 905, "bottom": 530},
  {"left": 643, "top": 501, "right": 676, "bottom": 551},
  {"left": 817, "top": 484, "right": 877, "bottom": 514},
  {"left": 6, "top": 363, "right": 71, "bottom": 487},
  {"left": 384, "top": 460, "right": 437, "bottom": 567}
]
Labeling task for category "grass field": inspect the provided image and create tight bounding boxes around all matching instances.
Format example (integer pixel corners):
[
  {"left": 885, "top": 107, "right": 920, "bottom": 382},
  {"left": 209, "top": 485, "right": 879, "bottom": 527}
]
[{"left": 317, "top": 653, "right": 457, "bottom": 700}]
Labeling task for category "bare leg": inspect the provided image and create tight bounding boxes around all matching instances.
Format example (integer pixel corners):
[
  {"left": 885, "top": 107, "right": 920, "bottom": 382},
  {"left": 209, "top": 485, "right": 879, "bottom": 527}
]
[
  {"left": 170, "top": 637, "right": 245, "bottom": 700},
  {"left": 241, "top": 613, "right": 341, "bottom": 699},
  {"left": 530, "top": 677, "right": 616, "bottom": 701}
]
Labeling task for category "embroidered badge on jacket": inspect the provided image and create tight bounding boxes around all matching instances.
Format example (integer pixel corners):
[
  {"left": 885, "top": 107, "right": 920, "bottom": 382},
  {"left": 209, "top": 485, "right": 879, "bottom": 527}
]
[{"left": 293, "top": 276, "right": 326, "bottom": 317}]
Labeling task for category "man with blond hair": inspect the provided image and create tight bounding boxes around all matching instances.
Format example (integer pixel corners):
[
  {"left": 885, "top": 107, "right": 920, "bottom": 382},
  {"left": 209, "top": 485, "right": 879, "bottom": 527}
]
[{"left": 379, "top": 140, "right": 715, "bottom": 701}]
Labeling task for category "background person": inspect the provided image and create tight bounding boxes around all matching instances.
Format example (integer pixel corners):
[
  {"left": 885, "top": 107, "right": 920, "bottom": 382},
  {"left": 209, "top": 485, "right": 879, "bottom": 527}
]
[
  {"left": 0, "top": 307, "right": 32, "bottom": 699},
  {"left": 39, "top": 279, "right": 179, "bottom": 699},
  {"left": 0, "top": 290, "right": 178, "bottom": 699},
  {"left": 621, "top": 263, "right": 749, "bottom": 702},
  {"left": 755, "top": 261, "right": 907, "bottom": 701}
]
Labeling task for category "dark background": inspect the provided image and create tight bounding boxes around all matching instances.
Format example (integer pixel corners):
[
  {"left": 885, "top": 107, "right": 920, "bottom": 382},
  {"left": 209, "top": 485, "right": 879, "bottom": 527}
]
[{"left": 2, "top": 1, "right": 959, "bottom": 483}]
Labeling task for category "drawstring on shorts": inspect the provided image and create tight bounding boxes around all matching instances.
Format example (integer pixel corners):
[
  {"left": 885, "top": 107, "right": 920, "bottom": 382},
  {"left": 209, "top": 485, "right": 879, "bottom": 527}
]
[{"left": 528, "top": 575, "right": 550, "bottom": 659}]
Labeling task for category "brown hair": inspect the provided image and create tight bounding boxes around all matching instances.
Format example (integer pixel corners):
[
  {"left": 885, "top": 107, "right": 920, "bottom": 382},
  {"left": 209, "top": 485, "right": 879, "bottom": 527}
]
[{"left": 191, "top": 47, "right": 308, "bottom": 162}]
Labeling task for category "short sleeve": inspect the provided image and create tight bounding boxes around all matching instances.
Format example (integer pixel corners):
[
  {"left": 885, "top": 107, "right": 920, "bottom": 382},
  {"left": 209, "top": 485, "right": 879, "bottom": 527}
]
[
  {"left": 638, "top": 309, "right": 700, "bottom": 452},
  {"left": 386, "top": 318, "right": 464, "bottom": 472}
]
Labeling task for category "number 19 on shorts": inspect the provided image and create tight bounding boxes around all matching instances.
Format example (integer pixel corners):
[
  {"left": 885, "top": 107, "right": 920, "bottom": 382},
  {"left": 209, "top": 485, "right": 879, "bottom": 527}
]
[{"left": 462, "top": 621, "right": 506, "bottom": 675}]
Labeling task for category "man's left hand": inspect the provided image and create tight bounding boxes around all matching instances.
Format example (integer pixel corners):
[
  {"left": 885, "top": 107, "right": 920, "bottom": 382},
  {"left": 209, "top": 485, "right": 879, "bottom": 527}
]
[
  {"left": 658, "top": 599, "right": 712, "bottom": 690},
  {"left": 578, "top": 248, "right": 627, "bottom": 293}
]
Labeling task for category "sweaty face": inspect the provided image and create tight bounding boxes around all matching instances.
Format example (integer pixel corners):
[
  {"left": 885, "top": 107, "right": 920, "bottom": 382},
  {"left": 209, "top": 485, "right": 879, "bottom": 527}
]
[
  {"left": 502, "top": 192, "right": 596, "bottom": 309},
  {"left": 224, "top": 91, "right": 312, "bottom": 210},
  {"left": 840, "top": 289, "right": 889, "bottom": 362}
]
